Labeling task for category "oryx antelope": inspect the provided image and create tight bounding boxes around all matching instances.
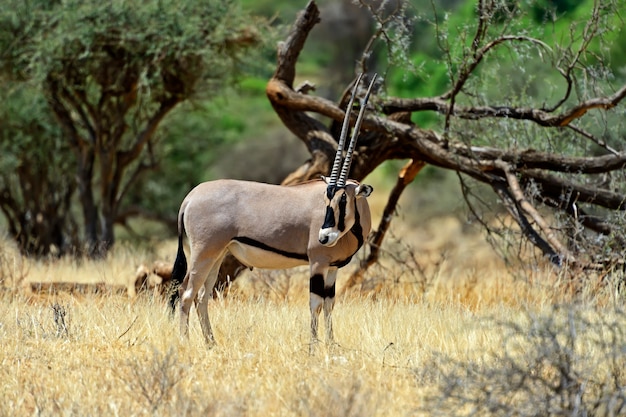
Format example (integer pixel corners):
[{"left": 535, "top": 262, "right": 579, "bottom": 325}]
[{"left": 170, "top": 74, "right": 376, "bottom": 348}]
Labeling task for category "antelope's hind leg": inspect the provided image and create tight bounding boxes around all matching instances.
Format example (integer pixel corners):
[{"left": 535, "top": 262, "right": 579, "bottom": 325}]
[
  {"left": 194, "top": 256, "right": 225, "bottom": 345},
  {"left": 179, "top": 255, "right": 221, "bottom": 344}
]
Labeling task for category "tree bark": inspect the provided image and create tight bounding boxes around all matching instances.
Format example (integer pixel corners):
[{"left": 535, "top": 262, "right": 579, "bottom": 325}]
[{"left": 264, "top": 0, "right": 626, "bottom": 274}]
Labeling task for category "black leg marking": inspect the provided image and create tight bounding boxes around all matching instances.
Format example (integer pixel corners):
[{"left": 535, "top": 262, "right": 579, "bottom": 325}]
[
  {"left": 325, "top": 282, "right": 336, "bottom": 298},
  {"left": 310, "top": 274, "right": 325, "bottom": 298},
  {"left": 169, "top": 222, "right": 188, "bottom": 313}
]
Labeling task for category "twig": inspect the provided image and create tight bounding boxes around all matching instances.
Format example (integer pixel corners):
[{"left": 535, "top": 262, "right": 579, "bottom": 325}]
[
  {"left": 51, "top": 303, "right": 69, "bottom": 338},
  {"left": 491, "top": 182, "right": 562, "bottom": 265},
  {"left": 344, "top": 159, "right": 426, "bottom": 292},
  {"left": 566, "top": 124, "right": 619, "bottom": 156},
  {"left": 381, "top": 83, "right": 626, "bottom": 128},
  {"left": 117, "top": 316, "right": 138, "bottom": 340},
  {"left": 496, "top": 160, "right": 575, "bottom": 263}
]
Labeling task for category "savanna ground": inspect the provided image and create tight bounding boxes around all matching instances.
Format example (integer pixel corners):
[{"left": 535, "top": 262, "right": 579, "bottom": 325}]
[{"left": 1, "top": 178, "right": 626, "bottom": 416}]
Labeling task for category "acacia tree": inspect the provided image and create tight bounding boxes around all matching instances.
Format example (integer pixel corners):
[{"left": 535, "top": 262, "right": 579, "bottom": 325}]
[
  {"left": 265, "top": 0, "right": 626, "bottom": 284},
  {"left": 0, "top": 83, "right": 78, "bottom": 256},
  {"left": 0, "top": 0, "right": 264, "bottom": 256}
]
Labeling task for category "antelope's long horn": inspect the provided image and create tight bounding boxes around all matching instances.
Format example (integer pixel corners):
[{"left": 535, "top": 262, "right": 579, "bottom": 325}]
[
  {"left": 328, "top": 73, "right": 364, "bottom": 186},
  {"left": 337, "top": 74, "right": 377, "bottom": 187}
]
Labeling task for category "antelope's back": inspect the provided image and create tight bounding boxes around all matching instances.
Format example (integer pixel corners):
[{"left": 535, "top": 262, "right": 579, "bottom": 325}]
[{"left": 181, "top": 179, "right": 327, "bottom": 248}]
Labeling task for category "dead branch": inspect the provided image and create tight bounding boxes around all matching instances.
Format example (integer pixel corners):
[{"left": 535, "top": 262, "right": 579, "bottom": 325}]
[
  {"left": 380, "top": 84, "right": 626, "bottom": 128},
  {"left": 344, "top": 159, "right": 426, "bottom": 292},
  {"left": 491, "top": 182, "right": 562, "bottom": 265},
  {"left": 496, "top": 160, "right": 575, "bottom": 263},
  {"left": 265, "top": 0, "right": 626, "bottom": 277}
]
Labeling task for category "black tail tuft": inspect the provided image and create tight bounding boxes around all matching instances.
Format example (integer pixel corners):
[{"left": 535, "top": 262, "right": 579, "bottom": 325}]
[{"left": 169, "top": 221, "right": 187, "bottom": 314}]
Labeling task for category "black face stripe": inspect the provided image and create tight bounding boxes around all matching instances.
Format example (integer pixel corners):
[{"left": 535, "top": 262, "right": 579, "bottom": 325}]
[
  {"left": 322, "top": 206, "right": 335, "bottom": 229},
  {"left": 330, "top": 199, "right": 365, "bottom": 269},
  {"left": 233, "top": 237, "right": 308, "bottom": 261},
  {"left": 350, "top": 198, "right": 364, "bottom": 249},
  {"left": 326, "top": 185, "right": 338, "bottom": 200},
  {"left": 322, "top": 185, "right": 340, "bottom": 229},
  {"left": 337, "top": 193, "right": 347, "bottom": 232},
  {"left": 310, "top": 274, "right": 325, "bottom": 298},
  {"left": 323, "top": 188, "right": 348, "bottom": 231}
]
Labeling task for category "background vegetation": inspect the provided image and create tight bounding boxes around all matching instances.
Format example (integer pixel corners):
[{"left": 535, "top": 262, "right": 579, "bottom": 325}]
[
  {"left": 2, "top": 0, "right": 625, "bottom": 262},
  {"left": 0, "top": 0, "right": 269, "bottom": 256}
]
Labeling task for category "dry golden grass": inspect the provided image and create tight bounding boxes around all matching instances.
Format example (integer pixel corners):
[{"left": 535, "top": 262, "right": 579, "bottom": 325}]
[
  {"left": 0, "top": 289, "right": 517, "bottom": 416},
  {"left": 1, "top": 218, "right": 625, "bottom": 416}
]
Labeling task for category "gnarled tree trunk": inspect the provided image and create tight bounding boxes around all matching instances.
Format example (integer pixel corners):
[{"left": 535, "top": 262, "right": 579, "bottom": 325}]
[{"left": 222, "top": 0, "right": 626, "bottom": 291}]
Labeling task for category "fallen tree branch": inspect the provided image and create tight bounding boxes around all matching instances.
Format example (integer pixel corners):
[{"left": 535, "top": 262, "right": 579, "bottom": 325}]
[
  {"left": 496, "top": 160, "right": 575, "bottom": 263},
  {"left": 491, "top": 183, "right": 562, "bottom": 265},
  {"left": 261, "top": 0, "right": 626, "bottom": 281},
  {"left": 453, "top": 145, "right": 626, "bottom": 174},
  {"left": 381, "top": 84, "right": 626, "bottom": 128}
]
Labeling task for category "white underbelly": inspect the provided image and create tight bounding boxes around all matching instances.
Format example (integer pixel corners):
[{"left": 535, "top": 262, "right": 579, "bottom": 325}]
[{"left": 227, "top": 240, "right": 308, "bottom": 269}]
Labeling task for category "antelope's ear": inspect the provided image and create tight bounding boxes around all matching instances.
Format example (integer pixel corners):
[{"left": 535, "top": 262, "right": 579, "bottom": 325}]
[
  {"left": 355, "top": 184, "right": 373, "bottom": 198},
  {"left": 321, "top": 175, "right": 330, "bottom": 184}
]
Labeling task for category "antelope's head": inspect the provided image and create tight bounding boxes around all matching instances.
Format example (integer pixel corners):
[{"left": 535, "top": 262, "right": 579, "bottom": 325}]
[
  {"left": 319, "top": 181, "right": 372, "bottom": 247},
  {"left": 318, "top": 74, "right": 376, "bottom": 247}
]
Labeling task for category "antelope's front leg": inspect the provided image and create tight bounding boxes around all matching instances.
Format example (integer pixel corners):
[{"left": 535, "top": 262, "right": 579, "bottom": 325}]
[
  {"left": 309, "top": 266, "right": 338, "bottom": 348},
  {"left": 323, "top": 268, "right": 338, "bottom": 343}
]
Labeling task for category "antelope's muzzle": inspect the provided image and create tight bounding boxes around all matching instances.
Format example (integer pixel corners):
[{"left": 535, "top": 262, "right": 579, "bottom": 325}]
[{"left": 319, "top": 227, "right": 340, "bottom": 246}]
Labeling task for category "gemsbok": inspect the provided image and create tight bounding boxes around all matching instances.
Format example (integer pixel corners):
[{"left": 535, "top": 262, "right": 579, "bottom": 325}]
[{"left": 170, "top": 74, "right": 376, "bottom": 349}]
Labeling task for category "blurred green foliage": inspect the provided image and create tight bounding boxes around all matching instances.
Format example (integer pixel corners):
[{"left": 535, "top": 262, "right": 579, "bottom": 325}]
[
  {"left": 386, "top": 0, "right": 624, "bottom": 117},
  {"left": 1, "top": 0, "right": 625, "bottom": 247},
  {"left": 0, "top": 0, "right": 272, "bottom": 252},
  {"left": 131, "top": 80, "right": 283, "bottom": 220},
  {"left": 0, "top": 82, "right": 78, "bottom": 254}
]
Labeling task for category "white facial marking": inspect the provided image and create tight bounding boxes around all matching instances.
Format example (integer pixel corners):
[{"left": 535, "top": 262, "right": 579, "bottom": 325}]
[{"left": 319, "top": 228, "right": 340, "bottom": 247}]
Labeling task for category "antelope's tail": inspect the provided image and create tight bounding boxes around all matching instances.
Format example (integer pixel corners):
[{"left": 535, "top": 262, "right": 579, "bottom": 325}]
[{"left": 169, "top": 209, "right": 188, "bottom": 314}]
